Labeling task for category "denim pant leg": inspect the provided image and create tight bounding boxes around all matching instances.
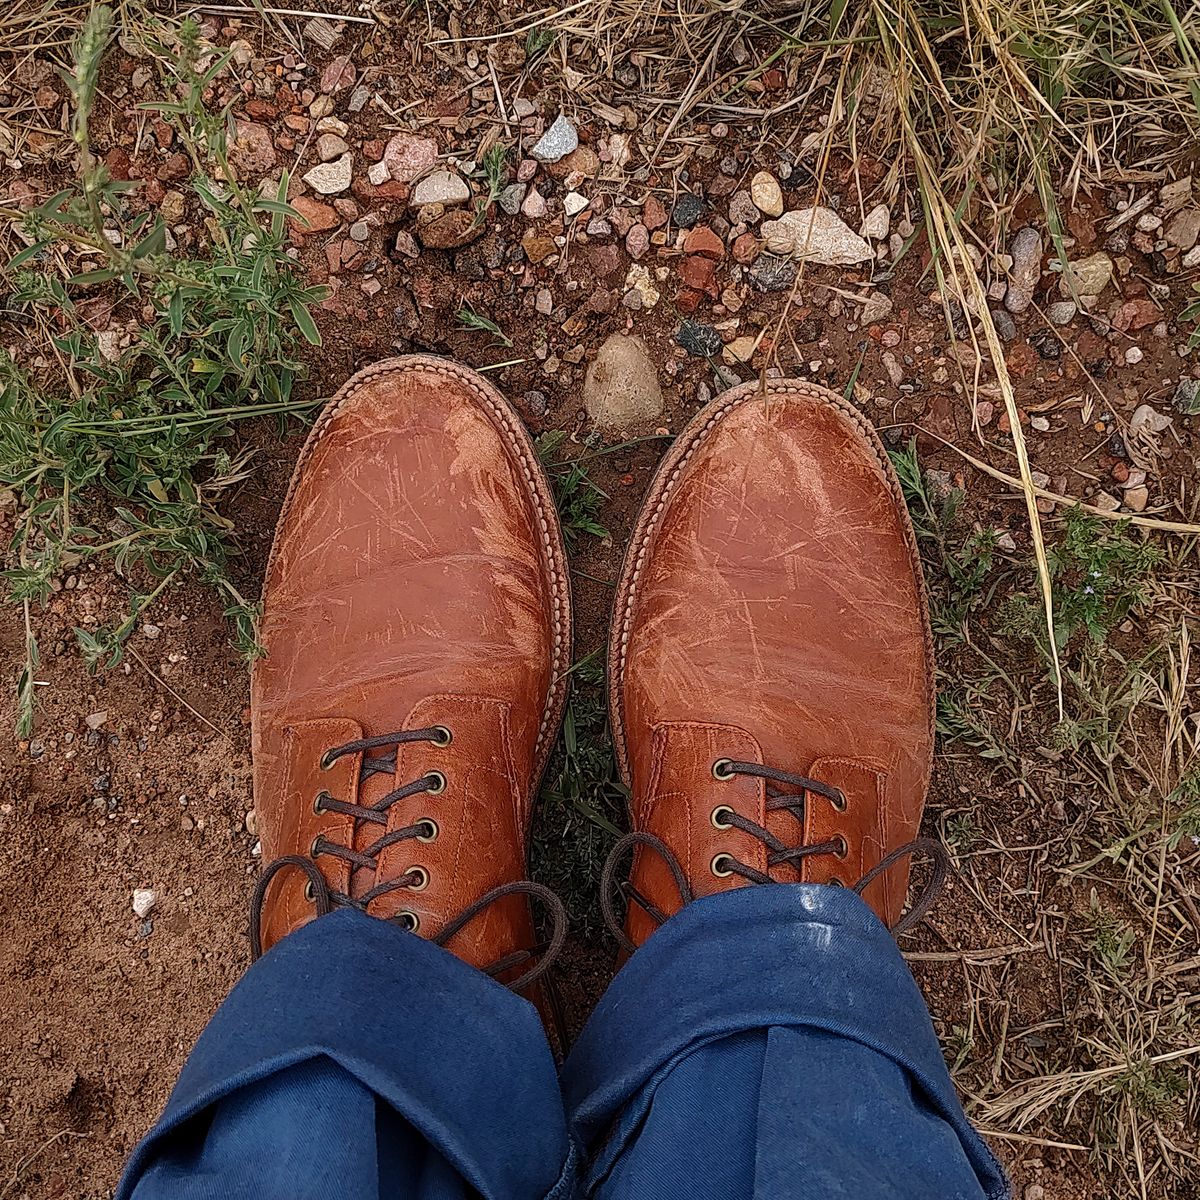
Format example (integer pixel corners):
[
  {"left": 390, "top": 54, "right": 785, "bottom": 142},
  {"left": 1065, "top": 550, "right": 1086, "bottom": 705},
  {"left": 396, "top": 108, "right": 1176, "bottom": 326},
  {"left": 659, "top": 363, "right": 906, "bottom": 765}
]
[
  {"left": 115, "top": 908, "right": 574, "bottom": 1200},
  {"left": 562, "top": 885, "right": 1009, "bottom": 1200}
]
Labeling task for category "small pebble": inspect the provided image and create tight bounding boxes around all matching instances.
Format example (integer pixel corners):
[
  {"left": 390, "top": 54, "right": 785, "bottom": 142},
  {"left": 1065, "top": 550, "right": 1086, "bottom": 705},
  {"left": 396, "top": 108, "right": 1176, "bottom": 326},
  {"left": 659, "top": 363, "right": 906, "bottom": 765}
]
[{"left": 132, "top": 889, "right": 156, "bottom": 919}]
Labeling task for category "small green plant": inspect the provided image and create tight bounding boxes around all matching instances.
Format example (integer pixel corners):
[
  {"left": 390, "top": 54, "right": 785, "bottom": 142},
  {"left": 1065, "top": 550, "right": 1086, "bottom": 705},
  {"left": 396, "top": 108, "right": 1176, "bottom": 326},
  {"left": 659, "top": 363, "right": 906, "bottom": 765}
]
[
  {"left": 1181, "top": 282, "right": 1200, "bottom": 352},
  {"left": 1046, "top": 508, "right": 1162, "bottom": 647},
  {"left": 1108, "top": 1060, "right": 1188, "bottom": 1121},
  {"left": 1, "top": 8, "right": 324, "bottom": 734},
  {"left": 454, "top": 304, "right": 512, "bottom": 347},
  {"left": 1086, "top": 893, "right": 1136, "bottom": 978},
  {"left": 888, "top": 438, "right": 999, "bottom": 636},
  {"left": 525, "top": 27, "right": 556, "bottom": 61},
  {"left": 471, "top": 142, "right": 510, "bottom": 228},
  {"left": 944, "top": 811, "right": 982, "bottom": 855},
  {"left": 535, "top": 431, "right": 609, "bottom": 547},
  {"left": 1166, "top": 771, "right": 1200, "bottom": 852},
  {"left": 530, "top": 651, "right": 625, "bottom": 933}
]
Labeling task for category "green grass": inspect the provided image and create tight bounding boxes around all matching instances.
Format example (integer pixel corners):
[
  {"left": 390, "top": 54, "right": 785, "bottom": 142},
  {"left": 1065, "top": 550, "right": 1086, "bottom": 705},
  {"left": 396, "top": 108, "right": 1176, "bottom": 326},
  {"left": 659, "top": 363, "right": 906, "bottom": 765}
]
[
  {"left": 1, "top": 8, "right": 324, "bottom": 734},
  {"left": 529, "top": 652, "right": 626, "bottom": 936},
  {"left": 471, "top": 143, "right": 510, "bottom": 229},
  {"left": 535, "top": 431, "right": 610, "bottom": 548}
]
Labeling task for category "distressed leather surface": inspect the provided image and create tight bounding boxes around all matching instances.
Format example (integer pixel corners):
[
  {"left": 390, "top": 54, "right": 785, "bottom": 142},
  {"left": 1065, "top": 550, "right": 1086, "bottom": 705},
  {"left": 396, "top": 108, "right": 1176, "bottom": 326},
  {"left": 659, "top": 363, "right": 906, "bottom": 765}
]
[
  {"left": 250, "top": 356, "right": 571, "bottom": 977},
  {"left": 610, "top": 381, "right": 934, "bottom": 938}
]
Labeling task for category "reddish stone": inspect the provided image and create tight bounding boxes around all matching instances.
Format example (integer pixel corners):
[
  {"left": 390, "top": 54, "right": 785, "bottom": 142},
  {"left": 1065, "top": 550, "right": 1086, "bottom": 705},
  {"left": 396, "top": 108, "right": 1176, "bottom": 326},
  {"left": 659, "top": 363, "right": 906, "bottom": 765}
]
[
  {"left": 151, "top": 118, "right": 174, "bottom": 149},
  {"left": 1111, "top": 461, "right": 1130, "bottom": 483},
  {"left": 609, "top": 207, "right": 636, "bottom": 236},
  {"left": 682, "top": 225, "right": 725, "bottom": 261},
  {"left": 283, "top": 113, "right": 310, "bottom": 133},
  {"left": 362, "top": 139, "right": 386, "bottom": 161},
  {"left": 417, "top": 210, "right": 484, "bottom": 250},
  {"left": 522, "top": 233, "right": 558, "bottom": 264},
  {"left": 245, "top": 99, "right": 277, "bottom": 121},
  {"left": 1112, "top": 297, "right": 1161, "bottom": 332},
  {"left": 732, "top": 233, "right": 761, "bottom": 264},
  {"left": 289, "top": 196, "right": 339, "bottom": 235},
  {"left": 142, "top": 179, "right": 166, "bottom": 205},
  {"left": 105, "top": 147, "right": 134, "bottom": 180},
  {"left": 641, "top": 195, "right": 668, "bottom": 231},
  {"left": 678, "top": 255, "right": 719, "bottom": 296},
  {"left": 1004, "top": 342, "right": 1039, "bottom": 379},
  {"left": 320, "top": 55, "right": 356, "bottom": 93},
  {"left": 158, "top": 153, "right": 189, "bottom": 182},
  {"left": 589, "top": 243, "right": 621, "bottom": 277},
  {"left": 675, "top": 288, "right": 703, "bottom": 314}
]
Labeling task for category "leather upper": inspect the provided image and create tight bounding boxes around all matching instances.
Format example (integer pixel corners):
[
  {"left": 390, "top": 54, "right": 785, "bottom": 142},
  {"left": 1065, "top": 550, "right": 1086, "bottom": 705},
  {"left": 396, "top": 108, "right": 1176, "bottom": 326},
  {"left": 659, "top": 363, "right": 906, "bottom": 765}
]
[
  {"left": 609, "top": 381, "right": 934, "bottom": 944},
  {"left": 251, "top": 356, "right": 570, "bottom": 973}
]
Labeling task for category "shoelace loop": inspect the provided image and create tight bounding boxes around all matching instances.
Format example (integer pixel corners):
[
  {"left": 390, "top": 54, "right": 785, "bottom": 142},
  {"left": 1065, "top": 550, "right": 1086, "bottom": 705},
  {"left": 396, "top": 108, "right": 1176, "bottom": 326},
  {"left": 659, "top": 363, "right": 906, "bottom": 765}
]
[
  {"left": 601, "top": 758, "right": 951, "bottom": 953},
  {"left": 250, "top": 726, "right": 565, "bottom": 991}
]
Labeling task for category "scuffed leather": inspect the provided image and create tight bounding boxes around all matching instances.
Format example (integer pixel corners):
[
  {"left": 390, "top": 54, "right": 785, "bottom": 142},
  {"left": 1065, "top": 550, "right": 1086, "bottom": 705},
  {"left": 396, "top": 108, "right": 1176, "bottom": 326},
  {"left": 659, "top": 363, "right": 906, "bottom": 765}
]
[
  {"left": 610, "top": 381, "right": 934, "bottom": 939},
  {"left": 251, "top": 356, "right": 571, "bottom": 978}
]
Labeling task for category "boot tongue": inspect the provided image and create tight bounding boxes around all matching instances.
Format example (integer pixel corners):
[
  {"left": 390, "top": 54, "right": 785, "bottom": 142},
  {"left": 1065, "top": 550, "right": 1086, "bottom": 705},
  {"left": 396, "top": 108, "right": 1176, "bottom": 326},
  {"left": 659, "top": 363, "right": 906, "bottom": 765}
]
[{"left": 800, "top": 755, "right": 898, "bottom": 924}]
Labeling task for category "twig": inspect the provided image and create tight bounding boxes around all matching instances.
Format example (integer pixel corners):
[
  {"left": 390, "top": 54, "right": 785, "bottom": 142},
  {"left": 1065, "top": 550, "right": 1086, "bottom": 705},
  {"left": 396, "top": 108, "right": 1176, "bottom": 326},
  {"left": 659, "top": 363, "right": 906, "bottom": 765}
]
[{"left": 127, "top": 645, "right": 230, "bottom": 741}]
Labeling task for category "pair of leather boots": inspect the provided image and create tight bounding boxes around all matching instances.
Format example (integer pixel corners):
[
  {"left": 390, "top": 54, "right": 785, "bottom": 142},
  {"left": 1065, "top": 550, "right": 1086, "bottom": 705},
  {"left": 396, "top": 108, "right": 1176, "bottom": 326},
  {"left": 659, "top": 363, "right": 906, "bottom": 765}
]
[{"left": 250, "top": 356, "right": 942, "bottom": 1035}]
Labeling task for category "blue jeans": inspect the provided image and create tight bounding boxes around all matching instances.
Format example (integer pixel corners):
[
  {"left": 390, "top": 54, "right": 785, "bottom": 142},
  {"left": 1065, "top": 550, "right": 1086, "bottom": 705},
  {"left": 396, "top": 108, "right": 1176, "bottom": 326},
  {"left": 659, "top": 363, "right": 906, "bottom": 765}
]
[{"left": 117, "top": 886, "right": 1007, "bottom": 1199}]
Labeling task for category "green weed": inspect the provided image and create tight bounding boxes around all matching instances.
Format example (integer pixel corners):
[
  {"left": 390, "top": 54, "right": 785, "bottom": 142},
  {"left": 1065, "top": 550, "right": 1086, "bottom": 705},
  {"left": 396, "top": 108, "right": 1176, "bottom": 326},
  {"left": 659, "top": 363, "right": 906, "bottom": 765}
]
[
  {"left": 454, "top": 304, "right": 513, "bottom": 347},
  {"left": 525, "top": 27, "right": 556, "bottom": 61},
  {"left": 535, "top": 431, "right": 610, "bottom": 547},
  {"left": 1, "top": 8, "right": 324, "bottom": 734},
  {"left": 1166, "top": 771, "right": 1200, "bottom": 852},
  {"left": 530, "top": 652, "right": 626, "bottom": 935},
  {"left": 1087, "top": 893, "right": 1137, "bottom": 978},
  {"left": 472, "top": 143, "right": 510, "bottom": 228}
]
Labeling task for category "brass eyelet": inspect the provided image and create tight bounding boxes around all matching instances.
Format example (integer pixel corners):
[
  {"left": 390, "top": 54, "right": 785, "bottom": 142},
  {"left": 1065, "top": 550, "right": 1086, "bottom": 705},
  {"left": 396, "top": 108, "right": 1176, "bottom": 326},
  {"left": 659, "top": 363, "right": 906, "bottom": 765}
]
[
  {"left": 712, "top": 758, "right": 735, "bottom": 781},
  {"left": 398, "top": 910, "right": 421, "bottom": 933},
  {"left": 313, "top": 790, "right": 329, "bottom": 815},
  {"left": 319, "top": 749, "right": 337, "bottom": 771},
  {"left": 416, "top": 818, "right": 439, "bottom": 842},
  {"left": 834, "top": 834, "right": 849, "bottom": 859},
  {"left": 831, "top": 789, "right": 847, "bottom": 812},
  {"left": 406, "top": 865, "right": 430, "bottom": 891},
  {"left": 710, "top": 805, "right": 735, "bottom": 830},
  {"left": 424, "top": 770, "right": 447, "bottom": 795},
  {"left": 431, "top": 725, "right": 453, "bottom": 747},
  {"left": 310, "top": 834, "right": 323, "bottom": 857},
  {"left": 304, "top": 880, "right": 316, "bottom": 902},
  {"left": 710, "top": 853, "right": 735, "bottom": 878}
]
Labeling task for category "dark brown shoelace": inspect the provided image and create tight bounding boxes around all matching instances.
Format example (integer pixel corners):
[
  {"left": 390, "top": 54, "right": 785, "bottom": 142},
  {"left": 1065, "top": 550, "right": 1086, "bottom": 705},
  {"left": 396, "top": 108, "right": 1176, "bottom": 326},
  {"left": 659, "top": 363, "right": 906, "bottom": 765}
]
[
  {"left": 250, "top": 726, "right": 566, "bottom": 991},
  {"left": 601, "top": 758, "right": 951, "bottom": 953}
]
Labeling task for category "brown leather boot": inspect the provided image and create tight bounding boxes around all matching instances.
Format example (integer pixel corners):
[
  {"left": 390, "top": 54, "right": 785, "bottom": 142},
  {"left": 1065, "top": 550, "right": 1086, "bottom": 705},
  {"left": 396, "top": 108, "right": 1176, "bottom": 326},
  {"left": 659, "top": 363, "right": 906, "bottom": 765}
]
[
  {"left": 249, "top": 357, "right": 571, "bottom": 1010},
  {"left": 604, "top": 379, "right": 946, "bottom": 950}
]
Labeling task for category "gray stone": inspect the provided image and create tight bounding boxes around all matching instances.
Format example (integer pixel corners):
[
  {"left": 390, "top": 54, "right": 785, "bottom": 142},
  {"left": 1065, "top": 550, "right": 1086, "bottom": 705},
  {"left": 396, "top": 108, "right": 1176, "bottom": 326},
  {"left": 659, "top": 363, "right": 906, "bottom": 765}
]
[
  {"left": 675, "top": 320, "right": 722, "bottom": 357},
  {"left": 316, "top": 133, "right": 349, "bottom": 162},
  {"left": 1165, "top": 208, "right": 1200, "bottom": 252},
  {"left": 583, "top": 334, "right": 664, "bottom": 431},
  {"left": 410, "top": 170, "right": 470, "bottom": 208},
  {"left": 672, "top": 193, "right": 705, "bottom": 228},
  {"left": 728, "top": 191, "right": 760, "bottom": 226},
  {"left": 499, "top": 183, "right": 526, "bottom": 216},
  {"left": 1004, "top": 226, "right": 1042, "bottom": 314},
  {"left": 302, "top": 153, "right": 352, "bottom": 195},
  {"left": 747, "top": 253, "right": 797, "bottom": 293},
  {"left": 990, "top": 309, "right": 1017, "bottom": 341},
  {"left": 531, "top": 113, "right": 578, "bottom": 164},
  {"left": 1046, "top": 300, "right": 1077, "bottom": 326},
  {"left": 760, "top": 208, "right": 871, "bottom": 265},
  {"left": 1173, "top": 377, "right": 1200, "bottom": 415}
]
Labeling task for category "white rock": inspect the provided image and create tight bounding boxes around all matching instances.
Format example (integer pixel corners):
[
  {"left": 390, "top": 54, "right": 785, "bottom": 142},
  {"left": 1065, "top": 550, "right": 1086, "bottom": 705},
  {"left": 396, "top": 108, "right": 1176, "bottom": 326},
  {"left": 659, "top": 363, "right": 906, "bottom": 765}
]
[
  {"left": 132, "top": 889, "right": 156, "bottom": 919},
  {"left": 302, "top": 153, "right": 353, "bottom": 195},
  {"left": 750, "top": 171, "right": 784, "bottom": 218},
  {"left": 623, "top": 264, "right": 660, "bottom": 309},
  {"left": 1130, "top": 404, "right": 1172, "bottom": 435},
  {"left": 859, "top": 203, "right": 890, "bottom": 240},
  {"left": 531, "top": 113, "right": 578, "bottom": 163},
  {"left": 563, "top": 191, "right": 589, "bottom": 216},
  {"left": 367, "top": 160, "right": 390, "bottom": 186},
  {"left": 410, "top": 170, "right": 470, "bottom": 208},
  {"left": 760, "top": 207, "right": 872, "bottom": 266}
]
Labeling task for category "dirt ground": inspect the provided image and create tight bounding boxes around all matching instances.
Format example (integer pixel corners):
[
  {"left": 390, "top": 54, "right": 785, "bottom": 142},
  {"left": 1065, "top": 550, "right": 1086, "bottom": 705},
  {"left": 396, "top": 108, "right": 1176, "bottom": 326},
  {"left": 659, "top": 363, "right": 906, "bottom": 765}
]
[{"left": 2, "top": 5, "right": 1199, "bottom": 1198}]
